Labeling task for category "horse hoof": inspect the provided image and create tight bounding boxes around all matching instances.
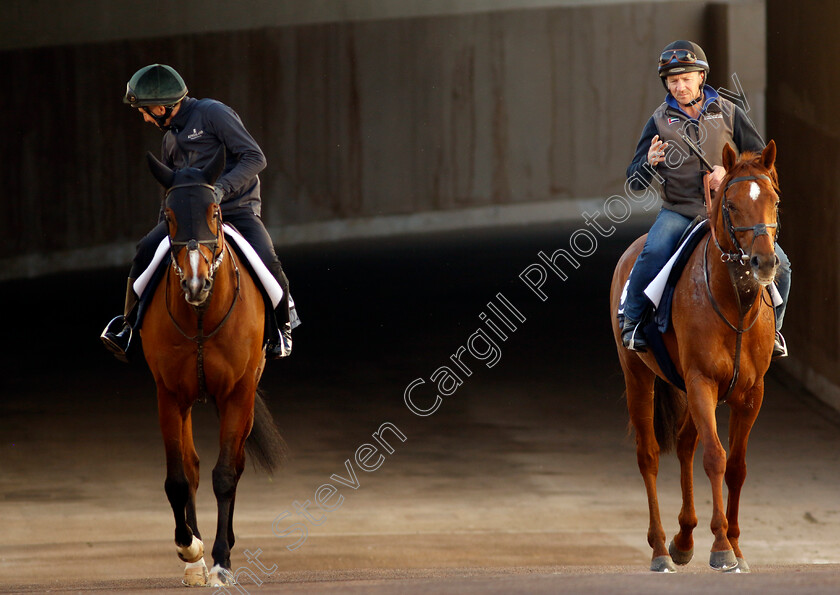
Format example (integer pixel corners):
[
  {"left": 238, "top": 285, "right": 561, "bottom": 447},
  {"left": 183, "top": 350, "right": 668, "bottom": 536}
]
[
  {"left": 182, "top": 559, "right": 208, "bottom": 586},
  {"left": 709, "top": 549, "right": 738, "bottom": 571},
  {"left": 208, "top": 564, "right": 236, "bottom": 587},
  {"left": 668, "top": 539, "right": 694, "bottom": 565},
  {"left": 650, "top": 555, "right": 677, "bottom": 572},
  {"left": 176, "top": 535, "right": 204, "bottom": 563},
  {"left": 725, "top": 558, "right": 751, "bottom": 573}
]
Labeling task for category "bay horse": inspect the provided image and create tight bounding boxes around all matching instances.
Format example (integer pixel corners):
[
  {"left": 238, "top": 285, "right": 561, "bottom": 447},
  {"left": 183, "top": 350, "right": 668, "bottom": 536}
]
[
  {"left": 141, "top": 147, "right": 285, "bottom": 587},
  {"left": 610, "top": 140, "right": 780, "bottom": 573}
]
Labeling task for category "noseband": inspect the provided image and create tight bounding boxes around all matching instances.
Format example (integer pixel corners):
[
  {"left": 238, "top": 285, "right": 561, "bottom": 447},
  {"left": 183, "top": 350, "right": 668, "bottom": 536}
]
[{"left": 714, "top": 174, "right": 779, "bottom": 264}]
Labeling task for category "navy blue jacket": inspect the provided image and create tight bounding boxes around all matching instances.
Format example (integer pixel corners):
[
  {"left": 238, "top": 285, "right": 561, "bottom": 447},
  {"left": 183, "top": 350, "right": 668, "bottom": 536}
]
[{"left": 162, "top": 97, "right": 267, "bottom": 216}]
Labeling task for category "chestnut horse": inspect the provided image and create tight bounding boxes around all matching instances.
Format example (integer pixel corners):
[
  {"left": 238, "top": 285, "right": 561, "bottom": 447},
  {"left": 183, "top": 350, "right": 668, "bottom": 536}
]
[
  {"left": 610, "top": 141, "right": 780, "bottom": 573},
  {"left": 141, "top": 148, "right": 285, "bottom": 587}
]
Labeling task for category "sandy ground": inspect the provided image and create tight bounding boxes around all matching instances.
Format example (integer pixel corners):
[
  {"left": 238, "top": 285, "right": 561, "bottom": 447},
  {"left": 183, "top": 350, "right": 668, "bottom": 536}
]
[{"left": 2, "top": 223, "right": 839, "bottom": 593}]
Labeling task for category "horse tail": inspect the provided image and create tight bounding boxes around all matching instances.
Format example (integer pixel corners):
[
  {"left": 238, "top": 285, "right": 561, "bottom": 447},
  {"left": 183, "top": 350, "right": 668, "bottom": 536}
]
[
  {"left": 653, "top": 377, "right": 687, "bottom": 454},
  {"left": 245, "top": 389, "right": 288, "bottom": 475}
]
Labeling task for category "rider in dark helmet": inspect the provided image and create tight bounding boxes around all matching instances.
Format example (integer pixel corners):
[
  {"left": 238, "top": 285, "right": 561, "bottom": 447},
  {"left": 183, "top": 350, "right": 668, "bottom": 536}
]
[
  {"left": 622, "top": 41, "right": 791, "bottom": 357},
  {"left": 123, "top": 63, "right": 189, "bottom": 128},
  {"left": 101, "top": 64, "right": 297, "bottom": 361}
]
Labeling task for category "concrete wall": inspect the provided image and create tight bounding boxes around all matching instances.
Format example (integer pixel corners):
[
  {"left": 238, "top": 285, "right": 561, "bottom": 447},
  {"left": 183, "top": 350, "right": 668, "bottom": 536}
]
[
  {"left": 0, "top": 1, "right": 763, "bottom": 279},
  {"left": 766, "top": 0, "right": 840, "bottom": 411}
]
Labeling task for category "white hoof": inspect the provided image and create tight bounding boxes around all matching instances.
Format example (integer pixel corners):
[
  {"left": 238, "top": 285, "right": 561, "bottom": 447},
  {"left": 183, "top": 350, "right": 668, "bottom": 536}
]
[
  {"left": 177, "top": 535, "right": 205, "bottom": 563},
  {"left": 208, "top": 564, "right": 236, "bottom": 587},
  {"left": 182, "top": 558, "right": 208, "bottom": 587}
]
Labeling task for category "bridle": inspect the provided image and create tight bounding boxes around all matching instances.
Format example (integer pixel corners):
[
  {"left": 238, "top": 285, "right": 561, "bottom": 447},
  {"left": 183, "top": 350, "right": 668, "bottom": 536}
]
[
  {"left": 166, "top": 183, "right": 226, "bottom": 281},
  {"left": 163, "top": 181, "right": 240, "bottom": 343},
  {"left": 703, "top": 171, "right": 779, "bottom": 402},
  {"left": 709, "top": 173, "right": 779, "bottom": 264}
]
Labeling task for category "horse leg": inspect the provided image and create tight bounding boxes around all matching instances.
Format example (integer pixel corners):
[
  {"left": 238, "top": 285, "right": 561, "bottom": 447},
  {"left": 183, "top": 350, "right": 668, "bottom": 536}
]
[
  {"left": 685, "top": 377, "right": 737, "bottom": 571},
  {"left": 724, "top": 384, "right": 764, "bottom": 573},
  {"left": 182, "top": 409, "right": 201, "bottom": 539},
  {"left": 181, "top": 408, "right": 209, "bottom": 586},
  {"left": 669, "top": 413, "right": 698, "bottom": 565},
  {"left": 625, "top": 366, "right": 675, "bottom": 572},
  {"left": 158, "top": 390, "right": 208, "bottom": 586},
  {"left": 207, "top": 384, "right": 255, "bottom": 587}
]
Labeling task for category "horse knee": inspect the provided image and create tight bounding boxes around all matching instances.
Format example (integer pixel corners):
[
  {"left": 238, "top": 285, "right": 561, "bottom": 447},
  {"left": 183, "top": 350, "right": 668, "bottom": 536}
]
[
  {"left": 702, "top": 445, "right": 726, "bottom": 477},
  {"left": 212, "top": 465, "right": 238, "bottom": 500},
  {"left": 165, "top": 475, "right": 190, "bottom": 508},
  {"left": 636, "top": 444, "right": 660, "bottom": 474},
  {"left": 725, "top": 460, "right": 747, "bottom": 486}
]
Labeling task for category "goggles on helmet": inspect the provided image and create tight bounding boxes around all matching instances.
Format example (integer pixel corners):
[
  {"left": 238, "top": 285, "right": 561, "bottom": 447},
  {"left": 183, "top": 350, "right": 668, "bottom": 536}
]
[{"left": 659, "top": 49, "right": 699, "bottom": 67}]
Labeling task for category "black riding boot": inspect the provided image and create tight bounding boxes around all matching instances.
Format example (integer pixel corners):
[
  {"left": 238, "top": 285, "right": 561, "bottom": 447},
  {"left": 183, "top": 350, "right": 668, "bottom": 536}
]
[
  {"left": 100, "top": 279, "right": 139, "bottom": 363},
  {"left": 265, "top": 268, "right": 297, "bottom": 360},
  {"left": 621, "top": 317, "right": 648, "bottom": 352}
]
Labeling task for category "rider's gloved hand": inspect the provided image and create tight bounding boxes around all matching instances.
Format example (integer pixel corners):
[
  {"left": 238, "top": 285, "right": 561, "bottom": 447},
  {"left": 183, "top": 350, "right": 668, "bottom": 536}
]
[{"left": 213, "top": 184, "right": 226, "bottom": 204}]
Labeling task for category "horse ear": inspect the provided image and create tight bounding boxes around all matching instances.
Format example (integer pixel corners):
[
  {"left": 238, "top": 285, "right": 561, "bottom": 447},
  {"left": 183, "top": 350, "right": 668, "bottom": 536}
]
[
  {"left": 146, "top": 152, "right": 175, "bottom": 189},
  {"left": 721, "top": 143, "right": 737, "bottom": 171},
  {"left": 202, "top": 146, "right": 226, "bottom": 185},
  {"left": 761, "top": 139, "right": 777, "bottom": 171}
]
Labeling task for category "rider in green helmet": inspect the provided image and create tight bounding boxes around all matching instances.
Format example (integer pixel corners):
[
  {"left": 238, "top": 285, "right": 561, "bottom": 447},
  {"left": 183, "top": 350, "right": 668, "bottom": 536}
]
[
  {"left": 102, "top": 64, "right": 297, "bottom": 362},
  {"left": 123, "top": 64, "right": 189, "bottom": 129}
]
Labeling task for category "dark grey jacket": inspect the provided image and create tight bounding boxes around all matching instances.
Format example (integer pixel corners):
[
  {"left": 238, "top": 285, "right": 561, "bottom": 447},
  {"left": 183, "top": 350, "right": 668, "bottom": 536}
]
[
  {"left": 162, "top": 97, "right": 267, "bottom": 216},
  {"left": 627, "top": 87, "right": 764, "bottom": 219}
]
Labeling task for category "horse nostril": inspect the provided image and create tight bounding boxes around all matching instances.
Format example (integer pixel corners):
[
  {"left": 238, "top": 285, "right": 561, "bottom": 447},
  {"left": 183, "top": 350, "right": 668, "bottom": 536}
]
[
  {"left": 750, "top": 255, "right": 760, "bottom": 269},
  {"left": 774, "top": 255, "right": 781, "bottom": 267}
]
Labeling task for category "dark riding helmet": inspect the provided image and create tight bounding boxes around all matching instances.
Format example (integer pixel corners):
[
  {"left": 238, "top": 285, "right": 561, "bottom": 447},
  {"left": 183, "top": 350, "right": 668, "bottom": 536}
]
[
  {"left": 124, "top": 64, "right": 188, "bottom": 107},
  {"left": 658, "top": 40, "right": 709, "bottom": 87}
]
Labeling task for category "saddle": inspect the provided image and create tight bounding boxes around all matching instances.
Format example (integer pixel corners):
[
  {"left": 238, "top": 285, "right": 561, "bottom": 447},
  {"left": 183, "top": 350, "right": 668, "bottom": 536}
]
[
  {"left": 619, "top": 217, "right": 783, "bottom": 391},
  {"left": 132, "top": 224, "right": 290, "bottom": 345}
]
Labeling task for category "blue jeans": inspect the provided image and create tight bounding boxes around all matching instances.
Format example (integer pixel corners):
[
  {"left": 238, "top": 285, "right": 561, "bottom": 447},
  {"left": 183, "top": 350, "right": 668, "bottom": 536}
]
[{"left": 624, "top": 207, "right": 791, "bottom": 331}]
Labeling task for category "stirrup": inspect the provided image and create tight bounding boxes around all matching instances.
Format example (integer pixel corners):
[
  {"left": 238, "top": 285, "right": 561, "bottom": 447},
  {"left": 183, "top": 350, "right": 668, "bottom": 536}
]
[
  {"left": 622, "top": 318, "right": 647, "bottom": 353},
  {"left": 100, "top": 315, "right": 132, "bottom": 363},
  {"left": 772, "top": 330, "right": 788, "bottom": 359},
  {"left": 266, "top": 325, "right": 292, "bottom": 359}
]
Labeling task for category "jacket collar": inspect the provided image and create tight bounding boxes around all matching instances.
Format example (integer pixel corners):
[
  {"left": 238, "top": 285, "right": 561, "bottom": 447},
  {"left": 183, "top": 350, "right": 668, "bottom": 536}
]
[
  {"left": 168, "top": 97, "right": 196, "bottom": 133},
  {"left": 665, "top": 85, "right": 720, "bottom": 118}
]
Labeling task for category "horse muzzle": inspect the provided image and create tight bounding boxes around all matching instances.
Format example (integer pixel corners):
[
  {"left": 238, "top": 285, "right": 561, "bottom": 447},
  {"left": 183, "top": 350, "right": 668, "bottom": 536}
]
[
  {"left": 181, "top": 276, "right": 213, "bottom": 306},
  {"left": 750, "top": 252, "right": 779, "bottom": 287},
  {"left": 180, "top": 247, "right": 215, "bottom": 306}
]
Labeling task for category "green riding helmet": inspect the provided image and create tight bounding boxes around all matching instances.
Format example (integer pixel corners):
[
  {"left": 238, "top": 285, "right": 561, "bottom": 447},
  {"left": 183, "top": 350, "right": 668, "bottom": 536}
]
[{"left": 124, "top": 64, "right": 188, "bottom": 107}]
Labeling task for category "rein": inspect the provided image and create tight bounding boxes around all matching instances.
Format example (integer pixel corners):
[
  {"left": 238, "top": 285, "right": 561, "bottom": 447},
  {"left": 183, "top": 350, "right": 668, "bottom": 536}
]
[
  {"left": 702, "top": 172, "right": 775, "bottom": 402},
  {"left": 164, "top": 180, "right": 241, "bottom": 401},
  {"left": 165, "top": 243, "right": 241, "bottom": 344},
  {"left": 165, "top": 243, "right": 241, "bottom": 402}
]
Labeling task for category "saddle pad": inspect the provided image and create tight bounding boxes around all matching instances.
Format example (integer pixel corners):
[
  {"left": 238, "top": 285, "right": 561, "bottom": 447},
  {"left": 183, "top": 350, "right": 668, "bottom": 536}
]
[
  {"left": 132, "top": 224, "right": 294, "bottom": 334},
  {"left": 134, "top": 223, "right": 284, "bottom": 307},
  {"left": 644, "top": 218, "right": 708, "bottom": 309}
]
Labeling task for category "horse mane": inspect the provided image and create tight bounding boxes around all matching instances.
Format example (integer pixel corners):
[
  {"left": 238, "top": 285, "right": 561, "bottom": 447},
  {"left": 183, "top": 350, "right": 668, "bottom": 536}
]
[{"left": 724, "top": 149, "right": 780, "bottom": 193}]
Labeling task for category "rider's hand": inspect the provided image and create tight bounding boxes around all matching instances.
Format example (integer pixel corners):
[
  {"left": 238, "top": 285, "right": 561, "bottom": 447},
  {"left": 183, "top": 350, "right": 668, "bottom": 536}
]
[
  {"left": 647, "top": 135, "right": 669, "bottom": 167},
  {"left": 707, "top": 165, "right": 726, "bottom": 192},
  {"left": 213, "top": 184, "right": 226, "bottom": 204}
]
